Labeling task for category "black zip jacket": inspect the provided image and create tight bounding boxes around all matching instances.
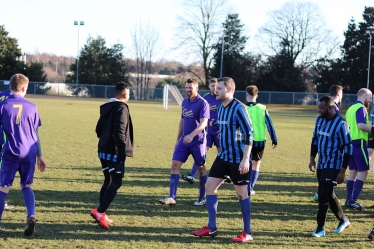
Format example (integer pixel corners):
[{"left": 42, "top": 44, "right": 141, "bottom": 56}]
[{"left": 95, "top": 99, "right": 133, "bottom": 157}]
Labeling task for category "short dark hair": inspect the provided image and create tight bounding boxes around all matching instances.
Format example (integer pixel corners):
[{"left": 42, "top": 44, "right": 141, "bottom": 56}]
[
  {"left": 209, "top": 78, "right": 218, "bottom": 84},
  {"left": 186, "top": 78, "right": 198, "bottom": 85},
  {"left": 10, "top": 73, "right": 29, "bottom": 92},
  {"left": 246, "top": 85, "right": 258, "bottom": 96},
  {"left": 319, "top": 95, "right": 334, "bottom": 106},
  {"left": 115, "top": 82, "right": 131, "bottom": 95},
  {"left": 218, "top": 77, "right": 235, "bottom": 91},
  {"left": 329, "top": 85, "right": 343, "bottom": 97}
]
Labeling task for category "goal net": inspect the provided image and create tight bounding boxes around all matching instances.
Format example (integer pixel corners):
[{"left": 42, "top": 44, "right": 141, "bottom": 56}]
[{"left": 163, "top": 84, "right": 183, "bottom": 109}]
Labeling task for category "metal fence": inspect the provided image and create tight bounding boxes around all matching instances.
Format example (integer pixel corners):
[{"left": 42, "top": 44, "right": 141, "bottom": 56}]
[{"left": 0, "top": 80, "right": 360, "bottom": 106}]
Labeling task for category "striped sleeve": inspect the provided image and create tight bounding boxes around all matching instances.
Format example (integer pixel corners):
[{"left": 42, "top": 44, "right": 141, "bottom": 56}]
[
  {"left": 312, "top": 117, "right": 320, "bottom": 146},
  {"left": 236, "top": 102, "right": 253, "bottom": 145},
  {"left": 265, "top": 109, "right": 277, "bottom": 143}
]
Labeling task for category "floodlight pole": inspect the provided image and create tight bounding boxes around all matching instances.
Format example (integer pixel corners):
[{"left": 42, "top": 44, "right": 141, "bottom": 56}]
[
  {"left": 74, "top": 21, "right": 84, "bottom": 86},
  {"left": 366, "top": 26, "right": 374, "bottom": 89},
  {"left": 219, "top": 30, "right": 226, "bottom": 78}
]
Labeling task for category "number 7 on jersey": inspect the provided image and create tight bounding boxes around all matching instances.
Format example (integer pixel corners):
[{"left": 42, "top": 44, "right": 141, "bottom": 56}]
[{"left": 13, "top": 104, "right": 23, "bottom": 124}]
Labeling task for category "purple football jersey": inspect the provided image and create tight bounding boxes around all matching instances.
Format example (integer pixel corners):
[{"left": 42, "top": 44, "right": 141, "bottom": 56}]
[
  {"left": 181, "top": 95, "right": 209, "bottom": 144},
  {"left": 203, "top": 92, "right": 221, "bottom": 134},
  {"left": 0, "top": 94, "right": 41, "bottom": 162}
]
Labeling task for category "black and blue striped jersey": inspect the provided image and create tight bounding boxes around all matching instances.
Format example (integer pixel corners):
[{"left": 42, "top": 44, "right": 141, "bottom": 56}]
[
  {"left": 217, "top": 98, "right": 253, "bottom": 164},
  {"left": 311, "top": 114, "right": 352, "bottom": 170}
]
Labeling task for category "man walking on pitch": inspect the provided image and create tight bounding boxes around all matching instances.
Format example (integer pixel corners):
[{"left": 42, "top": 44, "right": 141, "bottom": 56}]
[
  {"left": 245, "top": 85, "right": 277, "bottom": 195},
  {"left": 91, "top": 82, "right": 134, "bottom": 229},
  {"left": 181, "top": 78, "right": 227, "bottom": 193},
  {"left": 309, "top": 96, "right": 351, "bottom": 237},
  {"left": 192, "top": 77, "right": 254, "bottom": 243},
  {"left": 0, "top": 88, "right": 15, "bottom": 210},
  {"left": 313, "top": 84, "right": 344, "bottom": 201},
  {"left": 0, "top": 74, "right": 47, "bottom": 235},
  {"left": 159, "top": 78, "right": 209, "bottom": 206},
  {"left": 344, "top": 88, "right": 372, "bottom": 211}
]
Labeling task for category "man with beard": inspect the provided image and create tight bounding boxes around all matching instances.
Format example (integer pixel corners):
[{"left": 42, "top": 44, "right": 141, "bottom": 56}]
[
  {"left": 344, "top": 88, "right": 372, "bottom": 211},
  {"left": 159, "top": 78, "right": 209, "bottom": 205},
  {"left": 191, "top": 77, "right": 254, "bottom": 243},
  {"left": 313, "top": 85, "right": 344, "bottom": 201},
  {"left": 309, "top": 96, "right": 351, "bottom": 237},
  {"left": 181, "top": 78, "right": 231, "bottom": 203}
]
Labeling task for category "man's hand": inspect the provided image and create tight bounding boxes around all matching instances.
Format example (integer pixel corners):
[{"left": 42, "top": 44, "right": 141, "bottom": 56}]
[
  {"left": 309, "top": 160, "right": 316, "bottom": 172},
  {"left": 183, "top": 134, "right": 193, "bottom": 144},
  {"left": 37, "top": 156, "right": 46, "bottom": 172},
  {"left": 272, "top": 142, "right": 277, "bottom": 149},
  {"left": 238, "top": 160, "right": 250, "bottom": 175},
  {"left": 336, "top": 168, "right": 346, "bottom": 184}
]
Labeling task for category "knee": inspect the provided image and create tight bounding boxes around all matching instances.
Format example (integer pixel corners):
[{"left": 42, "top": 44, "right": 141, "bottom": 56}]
[
  {"left": 196, "top": 165, "right": 206, "bottom": 175},
  {"left": 110, "top": 175, "right": 123, "bottom": 190}
]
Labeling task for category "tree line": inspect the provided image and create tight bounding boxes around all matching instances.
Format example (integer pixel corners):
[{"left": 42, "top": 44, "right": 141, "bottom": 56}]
[{"left": 1, "top": 1, "right": 374, "bottom": 94}]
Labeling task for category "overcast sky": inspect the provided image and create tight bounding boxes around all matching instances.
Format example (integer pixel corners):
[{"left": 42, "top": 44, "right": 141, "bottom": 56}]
[{"left": 0, "top": 0, "right": 372, "bottom": 63}]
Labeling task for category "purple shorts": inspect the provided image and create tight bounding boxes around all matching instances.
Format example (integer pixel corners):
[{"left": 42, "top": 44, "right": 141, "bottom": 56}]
[
  {"left": 0, "top": 159, "right": 36, "bottom": 187},
  {"left": 206, "top": 132, "right": 220, "bottom": 148},
  {"left": 349, "top": 140, "right": 369, "bottom": 172},
  {"left": 172, "top": 141, "right": 206, "bottom": 166}
]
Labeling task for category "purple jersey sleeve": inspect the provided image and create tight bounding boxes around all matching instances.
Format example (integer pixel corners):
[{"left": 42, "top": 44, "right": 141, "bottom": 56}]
[
  {"left": 355, "top": 107, "right": 367, "bottom": 124},
  {"left": 0, "top": 89, "right": 11, "bottom": 147},
  {"left": 0, "top": 94, "right": 41, "bottom": 162},
  {"left": 203, "top": 93, "right": 221, "bottom": 134},
  {"left": 181, "top": 95, "right": 209, "bottom": 143}
]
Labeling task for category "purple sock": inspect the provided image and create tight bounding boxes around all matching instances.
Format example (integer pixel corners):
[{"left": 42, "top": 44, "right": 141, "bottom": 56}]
[
  {"left": 249, "top": 170, "right": 259, "bottom": 191},
  {"left": 206, "top": 195, "right": 218, "bottom": 230},
  {"left": 190, "top": 163, "right": 198, "bottom": 178},
  {"left": 22, "top": 187, "right": 35, "bottom": 218},
  {"left": 0, "top": 191, "right": 7, "bottom": 220},
  {"left": 351, "top": 179, "right": 364, "bottom": 202},
  {"left": 346, "top": 180, "right": 354, "bottom": 201},
  {"left": 169, "top": 174, "right": 180, "bottom": 199},
  {"left": 198, "top": 174, "right": 208, "bottom": 201},
  {"left": 240, "top": 197, "right": 252, "bottom": 234}
]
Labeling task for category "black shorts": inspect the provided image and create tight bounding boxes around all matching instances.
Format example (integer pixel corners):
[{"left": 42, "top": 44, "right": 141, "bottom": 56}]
[
  {"left": 251, "top": 145, "right": 265, "bottom": 161},
  {"left": 316, "top": 168, "right": 340, "bottom": 185},
  {"left": 368, "top": 139, "right": 374, "bottom": 149},
  {"left": 100, "top": 158, "right": 125, "bottom": 178},
  {"left": 209, "top": 157, "right": 251, "bottom": 185}
]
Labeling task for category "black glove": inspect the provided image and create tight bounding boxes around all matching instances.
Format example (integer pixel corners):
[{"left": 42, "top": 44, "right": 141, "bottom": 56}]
[{"left": 117, "top": 152, "right": 126, "bottom": 163}]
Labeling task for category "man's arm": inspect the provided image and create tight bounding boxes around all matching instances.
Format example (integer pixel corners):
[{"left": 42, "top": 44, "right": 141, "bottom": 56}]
[
  {"left": 336, "top": 121, "right": 352, "bottom": 183},
  {"left": 113, "top": 105, "right": 129, "bottom": 162},
  {"left": 183, "top": 118, "right": 208, "bottom": 144},
  {"left": 309, "top": 118, "right": 319, "bottom": 172},
  {"left": 176, "top": 118, "right": 183, "bottom": 143},
  {"left": 95, "top": 117, "right": 102, "bottom": 138},
  {"left": 265, "top": 109, "right": 277, "bottom": 148}
]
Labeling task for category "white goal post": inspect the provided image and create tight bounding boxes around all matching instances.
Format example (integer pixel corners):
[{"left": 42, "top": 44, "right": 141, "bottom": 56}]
[{"left": 163, "top": 84, "right": 183, "bottom": 109}]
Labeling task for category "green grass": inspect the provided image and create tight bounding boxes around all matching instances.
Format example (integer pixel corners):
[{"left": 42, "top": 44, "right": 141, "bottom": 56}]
[{"left": 1, "top": 96, "right": 374, "bottom": 248}]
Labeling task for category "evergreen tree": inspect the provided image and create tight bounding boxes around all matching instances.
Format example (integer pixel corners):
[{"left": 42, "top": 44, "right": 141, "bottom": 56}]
[
  {"left": 66, "top": 35, "right": 129, "bottom": 85},
  {"left": 316, "top": 7, "right": 374, "bottom": 93},
  {"left": 211, "top": 14, "right": 258, "bottom": 90},
  {"left": 0, "top": 25, "right": 47, "bottom": 82}
]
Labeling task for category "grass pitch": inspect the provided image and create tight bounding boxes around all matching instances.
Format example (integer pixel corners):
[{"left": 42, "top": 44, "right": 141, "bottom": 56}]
[{"left": 1, "top": 96, "right": 373, "bottom": 248}]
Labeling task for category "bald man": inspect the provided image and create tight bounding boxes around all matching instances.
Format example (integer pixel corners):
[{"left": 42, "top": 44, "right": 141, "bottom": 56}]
[{"left": 344, "top": 88, "right": 373, "bottom": 211}]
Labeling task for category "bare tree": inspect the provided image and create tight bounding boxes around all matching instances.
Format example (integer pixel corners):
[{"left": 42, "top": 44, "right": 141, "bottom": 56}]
[
  {"left": 176, "top": 0, "right": 227, "bottom": 86},
  {"left": 131, "top": 21, "right": 163, "bottom": 100},
  {"left": 256, "top": 1, "right": 340, "bottom": 67}
]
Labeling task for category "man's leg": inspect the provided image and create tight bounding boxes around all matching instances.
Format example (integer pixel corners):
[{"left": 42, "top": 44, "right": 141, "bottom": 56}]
[
  {"left": 99, "top": 159, "right": 111, "bottom": 204},
  {"left": 0, "top": 186, "right": 10, "bottom": 222},
  {"left": 205, "top": 178, "right": 223, "bottom": 229},
  {"left": 98, "top": 173, "right": 122, "bottom": 213},
  {"left": 314, "top": 182, "right": 328, "bottom": 236},
  {"left": 249, "top": 160, "right": 260, "bottom": 193},
  {"left": 346, "top": 170, "right": 357, "bottom": 203},
  {"left": 195, "top": 164, "right": 207, "bottom": 204},
  {"left": 329, "top": 187, "right": 350, "bottom": 233}
]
